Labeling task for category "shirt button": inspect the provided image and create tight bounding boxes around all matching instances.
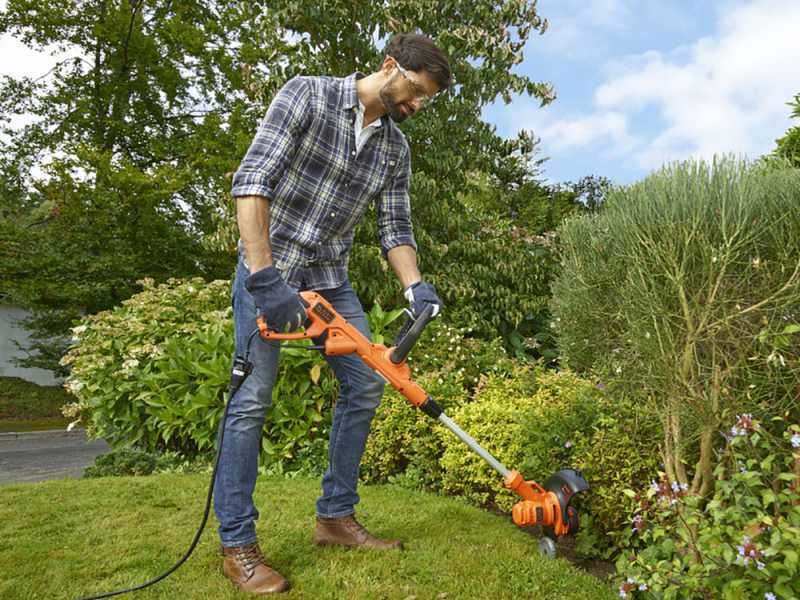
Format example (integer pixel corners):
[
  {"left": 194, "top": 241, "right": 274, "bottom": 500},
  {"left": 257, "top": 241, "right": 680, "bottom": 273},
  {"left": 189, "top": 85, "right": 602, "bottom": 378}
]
[
  {"left": 330, "top": 211, "right": 336, "bottom": 218},
  {"left": 351, "top": 151, "right": 356, "bottom": 156}
]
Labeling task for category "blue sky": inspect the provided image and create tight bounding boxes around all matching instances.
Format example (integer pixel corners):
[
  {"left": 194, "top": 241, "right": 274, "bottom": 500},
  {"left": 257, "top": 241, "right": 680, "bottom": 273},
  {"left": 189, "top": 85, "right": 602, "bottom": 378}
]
[{"left": 483, "top": 0, "right": 800, "bottom": 185}]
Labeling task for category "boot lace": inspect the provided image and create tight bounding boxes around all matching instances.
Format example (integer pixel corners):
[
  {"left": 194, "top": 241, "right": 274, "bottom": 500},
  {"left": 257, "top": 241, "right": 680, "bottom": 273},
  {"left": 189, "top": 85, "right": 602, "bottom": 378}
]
[
  {"left": 344, "top": 516, "right": 369, "bottom": 538},
  {"left": 234, "top": 544, "right": 265, "bottom": 577}
]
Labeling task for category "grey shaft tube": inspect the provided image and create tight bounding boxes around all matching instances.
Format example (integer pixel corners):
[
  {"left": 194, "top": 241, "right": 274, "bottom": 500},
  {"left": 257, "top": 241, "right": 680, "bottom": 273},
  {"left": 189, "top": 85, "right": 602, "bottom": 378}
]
[{"left": 438, "top": 413, "right": 511, "bottom": 479}]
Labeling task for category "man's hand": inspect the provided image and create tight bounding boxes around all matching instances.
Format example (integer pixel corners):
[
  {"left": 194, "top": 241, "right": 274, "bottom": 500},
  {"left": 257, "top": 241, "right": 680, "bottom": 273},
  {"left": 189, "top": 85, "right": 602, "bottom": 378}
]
[
  {"left": 403, "top": 281, "right": 442, "bottom": 318},
  {"left": 245, "top": 266, "right": 307, "bottom": 332}
]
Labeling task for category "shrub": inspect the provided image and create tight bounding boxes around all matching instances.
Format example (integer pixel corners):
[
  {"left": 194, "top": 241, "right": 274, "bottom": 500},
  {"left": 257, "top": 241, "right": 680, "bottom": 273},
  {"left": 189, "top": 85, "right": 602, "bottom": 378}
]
[
  {"left": 413, "top": 364, "right": 663, "bottom": 561},
  {"left": 616, "top": 417, "right": 800, "bottom": 600},
  {"left": 61, "top": 277, "right": 233, "bottom": 452},
  {"left": 568, "top": 392, "right": 662, "bottom": 558},
  {"left": 62, "top": 278, "right": 416, "bottom": 475},
  {"left": 361, "top": 369, "right": 470, "bottom": 490},
  {"left": 438, "top": 366, "right": 540, "bottom": 511},
  {"left": 0, "top": 376, "right": 70, "bottom": 419},
  {"left": 61, "top": 277, "right": 338, "bottom": 463},
  {"left": 83, "top": 448, "right": 210, "bottom": 477},
  {"left": 83, "top": 448, "right": 160, "bottom": 477},
  {"left": 551, "top": 157, "right": 800, "bottom": 498},
  {"left": 407, "top": 319, "right": 519, "bottom": 391}
]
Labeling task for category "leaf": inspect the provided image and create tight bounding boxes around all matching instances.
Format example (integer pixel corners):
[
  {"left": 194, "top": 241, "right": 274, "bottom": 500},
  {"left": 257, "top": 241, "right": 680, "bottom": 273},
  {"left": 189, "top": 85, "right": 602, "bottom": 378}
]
[{"left": 310, "top": 364, "right": 321, "bottom": 385}]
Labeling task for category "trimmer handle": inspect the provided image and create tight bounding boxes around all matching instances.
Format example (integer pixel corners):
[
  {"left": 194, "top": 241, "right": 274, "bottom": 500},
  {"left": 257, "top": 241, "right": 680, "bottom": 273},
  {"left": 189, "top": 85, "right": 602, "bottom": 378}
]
[{"left": 390, "top": 303, "right": 435, "bottom": 364}]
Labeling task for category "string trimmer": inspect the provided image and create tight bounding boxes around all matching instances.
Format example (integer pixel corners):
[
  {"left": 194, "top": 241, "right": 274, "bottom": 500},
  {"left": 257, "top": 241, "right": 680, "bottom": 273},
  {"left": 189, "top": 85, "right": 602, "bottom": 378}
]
[{"left": 257, "top": 291, "right": 589, "bottom": 554}]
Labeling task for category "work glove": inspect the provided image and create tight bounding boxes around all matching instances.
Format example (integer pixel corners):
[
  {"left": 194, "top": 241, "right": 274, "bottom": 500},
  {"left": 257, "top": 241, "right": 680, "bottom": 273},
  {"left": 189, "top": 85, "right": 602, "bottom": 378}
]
[
  {"left": 244, "top": 265, "right": 307, "bottom": 332},
  {"left": 403, "top": 281, "right": 442, "bottom": 318}
]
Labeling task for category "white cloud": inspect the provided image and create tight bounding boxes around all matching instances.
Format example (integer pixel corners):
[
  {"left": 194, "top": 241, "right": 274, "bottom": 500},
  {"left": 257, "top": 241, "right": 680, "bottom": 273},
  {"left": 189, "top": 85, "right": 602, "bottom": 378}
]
[
  {"left": 537, "top": 110, "right": 636, "bottom": 155},
  {"left": 593, "top": 0, "right": 800, "bottom": 169}
]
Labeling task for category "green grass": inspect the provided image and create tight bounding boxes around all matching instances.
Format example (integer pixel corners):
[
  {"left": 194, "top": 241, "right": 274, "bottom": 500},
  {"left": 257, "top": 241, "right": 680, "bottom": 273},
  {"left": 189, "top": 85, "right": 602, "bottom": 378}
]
[
  {"left": 0, "top": 475, "right": 617, "bottom": 599},
  {"left": 0, "top": 376, "right": 71, "bottom": 431}
]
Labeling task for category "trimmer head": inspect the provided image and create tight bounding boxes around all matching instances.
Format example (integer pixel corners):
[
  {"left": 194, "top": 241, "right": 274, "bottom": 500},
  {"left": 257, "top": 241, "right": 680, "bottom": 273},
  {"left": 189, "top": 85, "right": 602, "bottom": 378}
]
[
  {"left": 505, "top": 468, "right": 589, "bottom": 538},
  {"left": 542, "top": 468, "right": 589, "bottom": 539}
]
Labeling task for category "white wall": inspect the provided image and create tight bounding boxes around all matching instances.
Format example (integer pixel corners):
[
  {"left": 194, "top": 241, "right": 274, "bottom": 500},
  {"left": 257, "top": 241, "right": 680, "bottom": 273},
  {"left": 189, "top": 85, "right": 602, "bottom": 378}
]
[{"left": 0, "top": 304, "right": 62, "bottom": 386}]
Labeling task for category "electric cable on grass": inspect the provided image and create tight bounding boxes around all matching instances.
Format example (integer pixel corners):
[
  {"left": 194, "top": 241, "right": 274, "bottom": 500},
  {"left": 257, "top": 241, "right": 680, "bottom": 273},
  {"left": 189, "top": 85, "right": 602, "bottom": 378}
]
[{"left": 75, "top": 329, "right": 259, "bottom": 600}]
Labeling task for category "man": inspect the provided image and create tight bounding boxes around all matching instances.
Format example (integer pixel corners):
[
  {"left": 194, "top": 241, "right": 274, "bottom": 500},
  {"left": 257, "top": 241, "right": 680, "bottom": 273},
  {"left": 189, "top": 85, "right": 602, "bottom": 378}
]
[{"left": 215, "top": 33, "right": 452, "bottom": 593}]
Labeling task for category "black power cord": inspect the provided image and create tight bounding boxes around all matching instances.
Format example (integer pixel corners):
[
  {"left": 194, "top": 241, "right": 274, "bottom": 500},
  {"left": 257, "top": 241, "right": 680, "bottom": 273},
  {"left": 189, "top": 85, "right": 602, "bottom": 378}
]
[{"left": 76, "top": 329, "right": 259, "bottom": 600}]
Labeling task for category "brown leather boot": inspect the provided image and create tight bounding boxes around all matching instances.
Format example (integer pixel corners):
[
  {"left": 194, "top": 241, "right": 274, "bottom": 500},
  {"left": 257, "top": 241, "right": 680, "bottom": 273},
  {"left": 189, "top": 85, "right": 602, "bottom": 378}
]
[
  {"left": 313, "top": 514, "right": 404, "bottom": 550},
  {"left": 221, "top": 542, "right": 290, "bottom": 594}
]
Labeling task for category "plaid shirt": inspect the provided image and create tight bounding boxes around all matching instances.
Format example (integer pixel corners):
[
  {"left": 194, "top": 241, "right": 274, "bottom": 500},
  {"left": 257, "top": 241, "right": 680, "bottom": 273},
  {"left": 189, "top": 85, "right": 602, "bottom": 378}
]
[{"left": 231, "top": 72, "right": 417, "bottom": 290}]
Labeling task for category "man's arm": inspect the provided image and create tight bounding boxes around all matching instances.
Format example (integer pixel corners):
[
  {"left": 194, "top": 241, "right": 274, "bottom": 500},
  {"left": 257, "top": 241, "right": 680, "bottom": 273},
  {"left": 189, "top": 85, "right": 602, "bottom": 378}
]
[
  {"left": 386, "top": 245, "right": 421, "bottom": 289},
  {"left": 231, "top": 76, "right": 312, "bottom": 266},
  {"left": 237, "top": 195, "right": 273, "bottom": 274}
]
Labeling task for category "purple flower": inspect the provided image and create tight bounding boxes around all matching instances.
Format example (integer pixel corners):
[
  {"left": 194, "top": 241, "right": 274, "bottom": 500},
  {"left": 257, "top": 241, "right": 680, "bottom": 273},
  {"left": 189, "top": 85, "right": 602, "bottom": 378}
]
[
  {"left": 737, "top": 537, "right": 762, "bottom": 566},
  {"left": 732, "top": 414, "right": 754, "bottom": 436},
  {"left": 765, "top": 593, "right": 776, "bottom": 600},
  {"left": 564, "top": 440, "right": 573, "bottom": 449},
  {"left": 791, "top": 433, "right": 800, "bottom": 448},
  {"left": 596, "top": 382, "right": 606, "bottom": 390},
  {"left": 632, "top": 515, "right": 645, "bottom": 534}
]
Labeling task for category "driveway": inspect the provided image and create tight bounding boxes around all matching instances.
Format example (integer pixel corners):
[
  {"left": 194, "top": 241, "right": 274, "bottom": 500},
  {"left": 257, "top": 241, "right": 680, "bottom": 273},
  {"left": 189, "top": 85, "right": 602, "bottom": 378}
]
[{"left": 0, "top": 428, "right": 109, "bottom": 485}]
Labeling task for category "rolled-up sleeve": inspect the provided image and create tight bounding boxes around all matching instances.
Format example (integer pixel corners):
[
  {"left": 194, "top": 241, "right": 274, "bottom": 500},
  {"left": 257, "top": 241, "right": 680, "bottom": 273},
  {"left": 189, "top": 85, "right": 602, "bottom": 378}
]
[
  {"left": 376, "top": 147, "right": 417, "bottom": 258},
  {"left": 231, "top": 77, "right": 312, "bottom": 199}
]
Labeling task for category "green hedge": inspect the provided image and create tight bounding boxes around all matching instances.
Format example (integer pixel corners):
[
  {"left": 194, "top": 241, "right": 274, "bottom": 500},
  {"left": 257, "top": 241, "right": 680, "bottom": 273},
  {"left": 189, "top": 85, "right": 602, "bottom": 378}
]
[
  {"left": 365, "top": 357, "right": 662, "bottom": 559},
  {"left": 0, "top": 376, "right": 70, "bottom": 419}
]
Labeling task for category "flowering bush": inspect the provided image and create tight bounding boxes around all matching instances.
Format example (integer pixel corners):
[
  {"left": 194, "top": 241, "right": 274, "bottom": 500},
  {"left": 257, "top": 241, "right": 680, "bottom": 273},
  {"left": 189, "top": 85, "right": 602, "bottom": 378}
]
[
  {"left": 61, "top": 277, "right": 234, "bottom": 452},
  {"left": 616, "top": 416, "right": 800, "bottom": 600},
  {"left": 60, "top": 277, "right": 338, "bottom": 464}
]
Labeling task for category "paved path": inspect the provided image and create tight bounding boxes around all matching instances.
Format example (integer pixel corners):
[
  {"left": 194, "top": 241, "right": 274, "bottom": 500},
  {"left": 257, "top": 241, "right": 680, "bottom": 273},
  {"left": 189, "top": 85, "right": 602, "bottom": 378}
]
[{"left": 0, "top": 428, "right": 109, "bottom": 485}]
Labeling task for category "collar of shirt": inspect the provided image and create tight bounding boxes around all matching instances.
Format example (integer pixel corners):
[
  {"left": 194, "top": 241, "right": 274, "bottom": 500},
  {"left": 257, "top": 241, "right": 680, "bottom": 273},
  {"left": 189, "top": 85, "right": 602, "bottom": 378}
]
[{"left": 339, "top": 72, "right": 365, "bottom": 110}]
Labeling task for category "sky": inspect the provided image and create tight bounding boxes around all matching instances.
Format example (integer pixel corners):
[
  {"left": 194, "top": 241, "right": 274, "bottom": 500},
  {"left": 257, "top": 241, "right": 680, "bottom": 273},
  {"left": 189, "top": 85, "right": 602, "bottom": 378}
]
[
  {"left": 1, "top": 0, "right": 799, "bottom": 186},
  {"left": 483, "top": 0, "right": 800, "bottom": 184}
]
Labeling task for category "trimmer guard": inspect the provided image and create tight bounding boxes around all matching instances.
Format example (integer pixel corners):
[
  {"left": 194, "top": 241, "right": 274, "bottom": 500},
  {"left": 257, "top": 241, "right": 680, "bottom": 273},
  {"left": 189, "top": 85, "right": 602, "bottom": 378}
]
[{"left": 543, "top": 468, "right": 589, "bottom": 539}]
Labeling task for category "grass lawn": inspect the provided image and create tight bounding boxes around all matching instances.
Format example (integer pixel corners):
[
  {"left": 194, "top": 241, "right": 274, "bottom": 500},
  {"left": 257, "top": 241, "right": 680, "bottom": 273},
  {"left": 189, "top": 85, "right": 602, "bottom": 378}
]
[
  {"left": 0, "top": 376, "right": 70, "bottom": 432},
  {"left": 0, "top": 474, "right": 617, "bottom": 599}
]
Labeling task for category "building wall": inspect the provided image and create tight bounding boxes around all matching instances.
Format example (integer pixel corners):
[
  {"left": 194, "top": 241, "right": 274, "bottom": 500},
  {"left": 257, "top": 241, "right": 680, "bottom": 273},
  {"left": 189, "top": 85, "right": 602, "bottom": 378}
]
[{"left": 0, "top": 305, "right": 62, "bottom": 386}]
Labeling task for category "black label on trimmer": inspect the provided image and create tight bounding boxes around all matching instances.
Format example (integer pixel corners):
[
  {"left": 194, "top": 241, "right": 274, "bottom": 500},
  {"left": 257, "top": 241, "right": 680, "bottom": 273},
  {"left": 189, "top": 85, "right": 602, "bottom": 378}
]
[{"left": 313, "top": 302, "right": 335, "bottom": 323}]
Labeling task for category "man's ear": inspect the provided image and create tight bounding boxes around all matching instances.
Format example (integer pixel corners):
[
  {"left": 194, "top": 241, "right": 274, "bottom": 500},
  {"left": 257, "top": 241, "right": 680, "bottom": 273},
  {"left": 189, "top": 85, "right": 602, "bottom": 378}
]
[{"left": 380, "top": 56, "right": 395, "bottom": 76}]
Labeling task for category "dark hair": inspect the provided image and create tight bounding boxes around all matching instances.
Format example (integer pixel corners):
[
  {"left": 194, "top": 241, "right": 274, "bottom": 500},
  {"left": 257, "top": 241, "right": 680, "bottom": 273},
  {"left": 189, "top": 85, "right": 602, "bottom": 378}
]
[{"left": 383, "top": 33, "right": 452, "bottom": 92}]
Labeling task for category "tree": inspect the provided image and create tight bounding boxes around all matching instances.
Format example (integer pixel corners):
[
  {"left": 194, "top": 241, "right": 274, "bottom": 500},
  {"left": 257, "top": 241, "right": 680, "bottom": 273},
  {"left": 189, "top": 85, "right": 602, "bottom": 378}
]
[
  {"left": 1, "top": 1, "right": 558, "bottom": 369},
  {"left": 774, "top": 93, "right": 800, "bottom": 167}
]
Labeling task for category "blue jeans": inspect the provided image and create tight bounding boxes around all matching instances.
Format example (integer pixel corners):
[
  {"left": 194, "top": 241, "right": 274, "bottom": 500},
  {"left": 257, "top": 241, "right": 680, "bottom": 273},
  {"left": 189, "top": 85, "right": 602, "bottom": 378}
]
[{"left": 213, "top": 254, "right": 386, "bottom": 547}]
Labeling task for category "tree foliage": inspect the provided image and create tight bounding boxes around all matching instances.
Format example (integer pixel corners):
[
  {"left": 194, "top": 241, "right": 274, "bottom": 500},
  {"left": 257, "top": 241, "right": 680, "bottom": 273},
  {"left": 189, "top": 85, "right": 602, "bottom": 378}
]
[
  {"left": 774, "top": 93, "right": 800, "bottom": 167},
  {"left": 1, "top": 0, "right": 562, "bottom": 370}
]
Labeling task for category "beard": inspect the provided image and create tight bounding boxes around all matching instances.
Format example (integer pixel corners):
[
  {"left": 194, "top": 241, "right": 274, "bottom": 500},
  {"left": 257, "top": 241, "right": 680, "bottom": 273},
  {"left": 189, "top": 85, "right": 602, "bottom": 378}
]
[{"left": 379, "top": 74, "right": 411, "bottom": 123}]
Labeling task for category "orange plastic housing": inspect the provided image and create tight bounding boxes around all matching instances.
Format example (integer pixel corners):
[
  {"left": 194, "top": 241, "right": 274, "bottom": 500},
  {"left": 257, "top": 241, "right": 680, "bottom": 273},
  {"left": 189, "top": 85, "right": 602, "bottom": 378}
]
[
  {"left": 257, "top": 291, "right": 429, "bottom": 409},
  {"left": 504, "top": 470, "right": 568, "bottom": 535}
]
